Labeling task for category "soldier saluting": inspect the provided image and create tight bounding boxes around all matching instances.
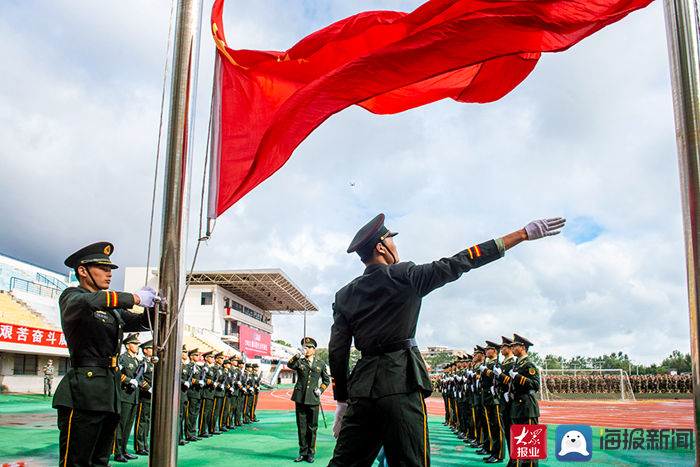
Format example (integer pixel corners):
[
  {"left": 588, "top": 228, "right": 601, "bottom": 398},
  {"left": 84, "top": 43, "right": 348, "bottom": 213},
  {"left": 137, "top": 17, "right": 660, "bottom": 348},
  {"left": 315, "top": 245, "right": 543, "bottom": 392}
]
[
  {"left": 288, "top": 337, "right": 330, "bottom": 463},
  {"left": 52, "top": 242, "right": 158, "bottom": 467},
  {"left": 328, "top": 214, "right": 565, "bottom": 467}
]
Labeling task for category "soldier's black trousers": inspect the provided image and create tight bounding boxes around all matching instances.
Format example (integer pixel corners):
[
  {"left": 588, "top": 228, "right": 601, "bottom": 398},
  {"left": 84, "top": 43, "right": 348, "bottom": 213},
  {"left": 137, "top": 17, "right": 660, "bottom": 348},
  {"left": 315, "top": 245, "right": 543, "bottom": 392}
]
[
  {"left": 329, "top": 391, "right": 430, "bottom": 467},
  {"left": 134, "top": 400, "right": 151, "bottom": 452},
  {"left": 295, "top": 402, "right": 320, "bottom": 457},
  {"left": 57, "top": 406, "right": 119, "bottom": 467},
  {"left": 115, "top": 401, "right": 137, "bottom": 455},
  {"left": 179, "top": 396, "right": 188, "bottom": 441},
  {"left": 211, "top": 395, "right": 225, "bottom": 432},
  {"left": 484, "top": 404, "right": 505, "bottom": 460}
]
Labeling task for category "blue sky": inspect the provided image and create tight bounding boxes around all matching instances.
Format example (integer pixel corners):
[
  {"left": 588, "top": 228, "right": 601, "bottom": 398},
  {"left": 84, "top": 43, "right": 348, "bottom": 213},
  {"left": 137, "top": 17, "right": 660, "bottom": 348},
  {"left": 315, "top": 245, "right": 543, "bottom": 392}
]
[{"left": 0, "top": 0, "right": 690, "bottom": 364}]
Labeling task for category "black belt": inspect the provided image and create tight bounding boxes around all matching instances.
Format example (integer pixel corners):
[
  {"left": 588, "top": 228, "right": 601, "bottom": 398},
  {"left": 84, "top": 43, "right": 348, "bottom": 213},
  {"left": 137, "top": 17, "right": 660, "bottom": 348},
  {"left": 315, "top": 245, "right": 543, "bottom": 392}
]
[
  {"left": 70, "top": 356, "right": 118, "bottom": 369},
  {"left": 361, "top": 338, "right": 417, "bottom": 357}
]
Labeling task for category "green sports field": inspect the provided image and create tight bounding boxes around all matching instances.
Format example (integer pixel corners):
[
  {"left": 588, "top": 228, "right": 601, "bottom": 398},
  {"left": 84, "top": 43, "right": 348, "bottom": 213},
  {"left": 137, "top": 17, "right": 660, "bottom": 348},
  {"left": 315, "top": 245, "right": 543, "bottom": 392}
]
[{"left": 0, "top": 394, "right": 693, "bottom": 466}]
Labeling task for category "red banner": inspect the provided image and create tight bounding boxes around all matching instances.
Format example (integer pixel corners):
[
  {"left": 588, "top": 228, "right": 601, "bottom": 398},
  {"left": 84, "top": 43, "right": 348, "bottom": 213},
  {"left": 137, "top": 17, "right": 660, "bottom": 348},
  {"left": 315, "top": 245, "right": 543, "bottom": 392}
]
[
  {"left": 238, "top": 323, "right": 271, "bottom": 358},
  {"left": 0, "top": 322, "right": 67, "bottom": 348}
]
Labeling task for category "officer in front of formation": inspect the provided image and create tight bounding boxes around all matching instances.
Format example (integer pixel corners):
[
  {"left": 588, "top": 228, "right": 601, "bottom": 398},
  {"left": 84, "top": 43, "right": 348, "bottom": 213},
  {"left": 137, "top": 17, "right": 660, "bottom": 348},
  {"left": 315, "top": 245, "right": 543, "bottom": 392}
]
[
  {"left": 329, "top": 214, "right": 565, "bottom": 467},
  {"left": 288, "top": 337, "right": 330, "bottom": 463},
  {"left": 114, "top": 333, "right": 142, "bottom": 462},
  {"left": 53, "top": 241, "right": 158, "bottom": 467}
]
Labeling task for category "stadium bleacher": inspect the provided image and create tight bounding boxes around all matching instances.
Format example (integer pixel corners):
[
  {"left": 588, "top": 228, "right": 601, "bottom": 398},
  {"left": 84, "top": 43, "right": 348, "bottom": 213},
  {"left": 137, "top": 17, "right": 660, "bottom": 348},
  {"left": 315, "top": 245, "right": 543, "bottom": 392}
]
[{"left": 0, "top": 291, "right": 60, "bottom": 330}]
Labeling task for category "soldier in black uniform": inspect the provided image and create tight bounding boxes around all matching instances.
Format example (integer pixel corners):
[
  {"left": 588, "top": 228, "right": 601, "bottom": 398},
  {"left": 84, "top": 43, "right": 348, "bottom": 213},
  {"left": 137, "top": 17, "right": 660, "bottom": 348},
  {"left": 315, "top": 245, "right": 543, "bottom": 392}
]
[
  {"left": 53, "top": 242, "right": 157, "bottom": 467},
  {"left": 329, "top": 214, "right": 565, "bottom": 467},
  {"left": 179, "top": 345, "right": 190, "bottom": 445},
  {"left": 288, "top": 337, "right": 331, "bottom": 463},
  {"left": 199, "top": 351, "right": 216, "bottom": 438}
]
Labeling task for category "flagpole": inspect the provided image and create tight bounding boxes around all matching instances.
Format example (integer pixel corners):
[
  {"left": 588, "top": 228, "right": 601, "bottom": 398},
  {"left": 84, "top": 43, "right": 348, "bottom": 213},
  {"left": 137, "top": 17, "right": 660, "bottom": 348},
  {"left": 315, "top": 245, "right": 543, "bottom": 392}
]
[
  {"left": 662, "top": 0, "right": 700, "bottom": 462},
  {"left": 150, "top": 0, "right": 204, "bottom": 465}
]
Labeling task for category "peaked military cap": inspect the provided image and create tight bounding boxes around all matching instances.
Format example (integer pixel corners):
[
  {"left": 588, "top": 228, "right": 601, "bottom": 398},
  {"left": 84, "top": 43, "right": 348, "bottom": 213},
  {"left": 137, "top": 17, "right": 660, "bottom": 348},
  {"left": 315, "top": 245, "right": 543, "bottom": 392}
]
[
  {"left": 244, "top": 363, "right": 252, "bottom": 368},
  {"left": 123, "top": 334, "right": 139, "bottom": 345},
  {"left": 465, "top": 353, "right": 472, "bottom": 360},
  {"left": 202, "top": 351, "right": 214, "bottom": 358},
  {"left": 301, "top": 337, "right": 318, "bottom": 348},
  {"left": 214, "top": 352, "right": 224, "bottom": 359},
  {"left": 223, "top": 359, "right": 231, "bottom": 365},
  {"left": 347, "top": 213, "right": 398, "bottom": 258},
  {"left": 513, "top": 333, "right": 534, "bottom": 348},
  {"left": 485, "top": 340, "right": 501, "bottom": 351},
  {"left": 64, "top": 241, "right": 118, "bottom": 269},
  {"left": 140, "top": 340, "right": 153, "bottom": 349},
  {"left": 182, "top": 345, "right": 187, "bottom": 352},
  {"left": 188, "top": 348, "right": 199, "bottom": 356},
  {"left": 252, "top": 363, "right": 259, "bottom": 367},
  {"left": 501, "top": 336, "right": 514, "bottom": 346},
  {"left": 474, "top": 345, "right": 485, "bottom": 354}
]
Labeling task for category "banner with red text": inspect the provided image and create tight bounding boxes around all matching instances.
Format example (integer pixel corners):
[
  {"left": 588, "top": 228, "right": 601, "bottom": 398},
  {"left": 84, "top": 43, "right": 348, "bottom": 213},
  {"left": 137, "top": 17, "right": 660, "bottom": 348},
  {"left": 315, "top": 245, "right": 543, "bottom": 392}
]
[{"left": 238, "top": 323, "right": 271, "bottom": 358}]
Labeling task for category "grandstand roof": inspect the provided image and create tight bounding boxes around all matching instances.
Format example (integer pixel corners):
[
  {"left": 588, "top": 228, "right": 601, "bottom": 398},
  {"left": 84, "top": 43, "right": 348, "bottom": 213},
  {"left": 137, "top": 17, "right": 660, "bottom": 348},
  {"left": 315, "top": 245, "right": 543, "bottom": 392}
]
[{"left": 187, "top": 269, "right": 318, "bottom": 315}]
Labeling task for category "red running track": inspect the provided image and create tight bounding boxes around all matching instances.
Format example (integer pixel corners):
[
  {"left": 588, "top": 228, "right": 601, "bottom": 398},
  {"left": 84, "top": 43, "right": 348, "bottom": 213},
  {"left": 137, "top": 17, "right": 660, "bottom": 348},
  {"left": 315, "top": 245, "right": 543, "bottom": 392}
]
[{"left": 259, "top": 389, "right": 693, "bottom": 430}]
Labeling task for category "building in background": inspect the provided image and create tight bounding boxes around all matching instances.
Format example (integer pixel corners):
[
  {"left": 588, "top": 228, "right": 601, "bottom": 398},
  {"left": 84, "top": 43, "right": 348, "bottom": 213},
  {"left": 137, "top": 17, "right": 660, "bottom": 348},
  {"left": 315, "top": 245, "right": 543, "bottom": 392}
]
[{"left": 0, "top": 252, "right": 69, "bottom": 393}]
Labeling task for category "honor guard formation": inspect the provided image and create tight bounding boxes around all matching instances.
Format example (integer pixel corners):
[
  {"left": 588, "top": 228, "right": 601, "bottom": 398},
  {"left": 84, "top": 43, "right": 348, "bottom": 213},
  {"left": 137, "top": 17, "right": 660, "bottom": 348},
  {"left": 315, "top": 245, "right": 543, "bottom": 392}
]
[
  {"left": 436, "top": 334, "right": 540, "bottom": 466},
  {"left": 51, "top": 213, "right": 564, "bottom": 466}
]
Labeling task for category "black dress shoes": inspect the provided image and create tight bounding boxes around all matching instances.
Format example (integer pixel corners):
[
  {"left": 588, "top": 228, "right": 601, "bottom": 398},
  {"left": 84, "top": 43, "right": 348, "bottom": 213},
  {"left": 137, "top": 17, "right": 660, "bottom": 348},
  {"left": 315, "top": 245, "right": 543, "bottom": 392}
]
[
  {"left": 294, "top": 456, "right": 305, "bottom": 462},
  {"left": 124, "top": 453, "right": 138, "bottom": 460},
  {"left": 306, "top": 456, "right": 315, "bottom": 463},
  {"left": 476, "top": 448, "right": 489, "bottom": 455},
  {"left": 485, "top": 457, "right": 502, "bottom": 463},
  {"left": 135, "top": 450, "right": 148, "bottom": 456},
  {"left": 113, "top": 454, "right": 128, "bottom": 463}
]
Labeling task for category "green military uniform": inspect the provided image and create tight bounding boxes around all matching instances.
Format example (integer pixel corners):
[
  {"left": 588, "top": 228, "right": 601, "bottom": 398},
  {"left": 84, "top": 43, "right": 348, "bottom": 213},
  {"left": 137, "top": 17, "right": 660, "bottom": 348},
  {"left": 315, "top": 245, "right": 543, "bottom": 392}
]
[
  {"left": 481, "top": 340, "right": 505, "bottom": 463},
  {"left": 508, "top": 334, "right": 540, "bottom": 467},
  {"left": 243, "top": 364, "right": 256, "bottom": 424},
  {"left": 233, "top": 360, "right": 245, "bottom": 426},
  {"left": 289, "top": 337, "right": 331, "bottom": 462},
  {"left": 134, "top": 340, "right": 154, "bottom": 454},
  {"left": 53, "top": 242, "right": 154, "bottom": 467},
  {"left": 329, "top": 214, "right": 505, "bottom": 467},
  {"left": 184, "top": 349, "right": 203, "bottom": 441},
  {"left": 43, "top": 361, "right": 55, "bottom": 396},
  {"left": 114, "top": 334, "right": 141, "bottom": 461},
  {"left": 221, "top": 359, "right": 235, "bottom": 429},
  {"left": 179, "top": 346, "right": 190, "bottom": 445},
  {"left": 495, "top": 336, "right": 517, "bottom": 462},
  {"left": 199, "top": 351, "right": 215, "bottom": 437},
  {"left": 211, "top": 353, "right": 226, "bottom": 434},
  {"left": 472, "top": 346, "right": 488, "bottom": 452},
  {"left": 251, "top": 363, "right": 262, "bottom": 422}
]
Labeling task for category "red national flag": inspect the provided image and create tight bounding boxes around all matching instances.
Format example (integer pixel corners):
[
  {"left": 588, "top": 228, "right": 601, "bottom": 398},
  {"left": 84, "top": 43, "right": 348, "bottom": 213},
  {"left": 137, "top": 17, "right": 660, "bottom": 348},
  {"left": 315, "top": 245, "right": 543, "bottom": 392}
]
[{"left": 209, "top": 0, "right": 653, "bottom": 217}]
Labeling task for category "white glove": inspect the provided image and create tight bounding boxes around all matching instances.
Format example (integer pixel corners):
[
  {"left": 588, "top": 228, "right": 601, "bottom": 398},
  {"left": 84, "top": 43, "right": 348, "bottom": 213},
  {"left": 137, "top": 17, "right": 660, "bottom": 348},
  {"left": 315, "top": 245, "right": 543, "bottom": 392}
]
[
  {"left": 199, "top": 380, "right": 205, "bottom": 388},
  {"left": 214, "top": 382, "right": 219, "bottom": 388},
  {"left": 314, "top": 388, "right": 321, "bottom": 397},
  {"left": 524, "top": 217, "right": 566, "bottom": 240},
  {"left": 184, "top": 381, "right": 190, "bottom": 389},
  {"left": 504, "top": 392, "right": 510, "bottom": 402},
  {"left": 490, "top": 386, "right": 496, "bottom": 396},
  {"left": 470, "top": 384, "right": 474, "bottom": 391},
  {"left": 509, "top": 369, "right": 517, "bottom": 378},
  {"left": 129, "top": 379, "right": 138, "bottom": 390},
  {"left": 134, "top": 286, "right": 157, "bottom": 308},
  {"left": 333, "top": 402, "right": 348, "bottom": 439},
  {"left": 493, "top": 367, "right": 502, "bottom": 377},
  {"left": 148, "top": 387, "right": 152, "bottom": 394},
  {"left": 479, "top": 364, "right": 487, "bottom": 372}
]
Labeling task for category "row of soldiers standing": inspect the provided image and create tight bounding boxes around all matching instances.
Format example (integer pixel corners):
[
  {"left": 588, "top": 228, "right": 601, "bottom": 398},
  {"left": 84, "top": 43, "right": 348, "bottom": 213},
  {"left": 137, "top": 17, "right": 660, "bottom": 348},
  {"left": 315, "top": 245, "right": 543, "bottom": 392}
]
[
  {"left": 435, "top": 334, "right": 541, "bottom": 466},
  {"left": 179, "top": 347, "right": 262, "bottom": 445}
]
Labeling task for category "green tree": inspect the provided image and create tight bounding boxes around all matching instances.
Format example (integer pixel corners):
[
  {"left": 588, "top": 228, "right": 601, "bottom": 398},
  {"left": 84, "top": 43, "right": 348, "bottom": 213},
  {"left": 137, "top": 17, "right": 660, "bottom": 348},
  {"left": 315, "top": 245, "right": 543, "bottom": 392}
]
[
  {"left": 273, "top": 339, "right": 291, "bottom": 347},
  {"left": 662, "top": 350, "right": 691, "bottom": 373}
]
